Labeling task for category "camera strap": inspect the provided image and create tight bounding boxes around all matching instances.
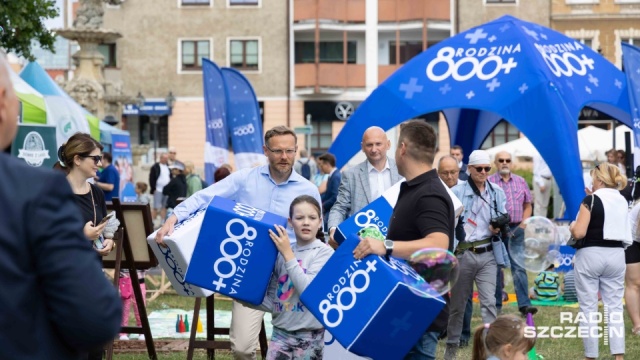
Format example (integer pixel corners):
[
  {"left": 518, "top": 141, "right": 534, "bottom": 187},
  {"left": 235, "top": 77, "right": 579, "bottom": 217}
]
[{"left": 467, "top": 179, "right": 500, "bottom": 215}]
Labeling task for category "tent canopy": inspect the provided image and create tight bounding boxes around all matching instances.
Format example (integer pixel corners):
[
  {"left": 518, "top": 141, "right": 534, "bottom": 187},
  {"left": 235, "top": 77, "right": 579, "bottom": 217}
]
[
  {"left": 486, "top": 125, "right": 632, "bottom": 162},
  {"left": 9, "top": 69, "right": 47, "bottom": 124},
  {"left": 20, "top": 62, "right": 100, "bottom": 142},
  {"left": 328, "top": 15, "right": 631, "bottom": 216}
]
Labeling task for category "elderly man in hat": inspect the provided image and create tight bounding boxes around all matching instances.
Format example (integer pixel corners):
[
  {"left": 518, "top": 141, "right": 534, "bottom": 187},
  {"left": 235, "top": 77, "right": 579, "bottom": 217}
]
[{"left": 445, "top": 150, "right": 508, "bottom": 360}]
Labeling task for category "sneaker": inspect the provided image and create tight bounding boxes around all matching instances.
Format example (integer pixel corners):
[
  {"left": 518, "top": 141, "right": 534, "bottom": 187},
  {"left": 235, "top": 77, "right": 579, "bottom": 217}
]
[
  {"left": 444, "top": 343, "right": 458, "bottom": 360},
  {"left": 459, "top": 339, "right": 469, "bottom": 348},
  {"left": 119, "top": 335, "right": 129, "bottom": 341},
  {"left": 520, "top": 306, "right": 539, "bottom": 317},
  {"left": 138, "top": 334, "right": 145, "bottom": 341}
]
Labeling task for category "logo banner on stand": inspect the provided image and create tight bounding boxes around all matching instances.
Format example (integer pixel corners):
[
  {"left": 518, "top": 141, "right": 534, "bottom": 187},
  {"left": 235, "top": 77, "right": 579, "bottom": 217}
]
[
  {"left": 221, "top": 67, "right": 266, "bottom": 170},
  {"left": 11, "top": 124, "right": 57, "bottom": 168},
  {"left": 111, "top": 134, "right": 136, "bottom": 202},
  {"left": 203, "top": 59, "right": 230, "bottom": 184},
  {"left": 622, "top": 43, "right": 640, "bottom": 169}
]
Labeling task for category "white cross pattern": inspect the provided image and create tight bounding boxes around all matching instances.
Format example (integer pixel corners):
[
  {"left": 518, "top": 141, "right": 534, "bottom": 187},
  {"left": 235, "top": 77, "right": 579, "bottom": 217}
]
[
  {"left": 439, "top": 83, "right": 452, "bottom": 94},
  {"left": 588, "top": 74, "right": 599, "bottom": 87},
  {"left": 519, "top": 83, "right": 528, "bottom": 94},
  {"left": 500, "top": 24, "right": 510, "bottom": 32},
  {"left": 399, "top": 78, "right": 424, "bottom": 99},
  {"left": 488, "top": 35, "right": 497, "bottom": 43},
  {"left": 486, "top": 78, "right": 501, "bottom": 92},
  {"left": 585, "top": 86, "right": 592, "bottom": 94},
  {"left": 521, "top": 26, "right": 539, "bottom": 41},
  {"left": 466, "top": 91, "right": 475, "bottom": 99},
  {"left": 390, "top": 312, "right": 413, "bottom": 338},
  {"left": 540, "top": 33, "right": 548, "bottom": 40},
  {"left": 615, "top": 79, "right": 623, "bottom": 89},
  {"left": 465, "top": 28, "right": 488, "bottom": 44}
]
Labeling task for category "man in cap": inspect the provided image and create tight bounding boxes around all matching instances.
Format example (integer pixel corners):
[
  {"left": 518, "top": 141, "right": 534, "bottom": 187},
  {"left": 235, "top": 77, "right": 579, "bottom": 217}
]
[{"left": 445, "top": 150, "right": 507, "bottom": 360}]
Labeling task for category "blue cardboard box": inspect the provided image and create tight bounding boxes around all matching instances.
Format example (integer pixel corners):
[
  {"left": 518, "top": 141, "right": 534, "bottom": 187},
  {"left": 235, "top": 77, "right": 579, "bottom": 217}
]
[
  {"left": 185, "top": 196, "right": 288, "bottom": 305},
  {"left": 334, "top": 181, "right": 401, "bottom": 244},
  {"left": 335, "top": 180, "right": 464, "bottom": 246},
  {"left": 301, "top": 235, "right": 446, "bottom": 360}
]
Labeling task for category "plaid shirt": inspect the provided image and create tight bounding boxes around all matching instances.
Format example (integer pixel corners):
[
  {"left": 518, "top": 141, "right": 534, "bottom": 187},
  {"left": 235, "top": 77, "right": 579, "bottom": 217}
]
[{"left": 488, "top": 173, "right": 532, "bottom": 223}]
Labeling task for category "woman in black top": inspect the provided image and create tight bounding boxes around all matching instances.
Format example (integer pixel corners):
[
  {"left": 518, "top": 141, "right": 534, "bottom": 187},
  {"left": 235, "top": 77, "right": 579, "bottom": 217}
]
[
  {"left": 58, "top": 133, "right": 114, "bottom": 257},
  {"left": 570, "top": 163, "right": 629, "bottom": 360},
  {"left": 163, "top": 163, "right": 187, "bottom": 210}
]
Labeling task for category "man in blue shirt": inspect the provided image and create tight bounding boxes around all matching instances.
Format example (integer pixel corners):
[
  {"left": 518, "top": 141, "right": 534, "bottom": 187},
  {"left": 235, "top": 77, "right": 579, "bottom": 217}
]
[
  {"left": 155, "top": 126, "right": 321, "bottom": 360},
  {"left": 96, "top": 152, "right": 120, "bottom": 201}
]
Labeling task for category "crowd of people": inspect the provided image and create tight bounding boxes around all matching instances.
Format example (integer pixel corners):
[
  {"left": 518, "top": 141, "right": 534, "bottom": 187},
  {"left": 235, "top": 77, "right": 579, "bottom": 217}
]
[{"left": 4, "top": 42, "right": 639, "bottom": 357}]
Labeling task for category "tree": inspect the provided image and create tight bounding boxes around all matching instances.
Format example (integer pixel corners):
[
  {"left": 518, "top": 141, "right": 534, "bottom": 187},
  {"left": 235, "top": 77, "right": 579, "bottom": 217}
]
[{"left": 0, "top": 0, "right": 59, "bottom": 61}]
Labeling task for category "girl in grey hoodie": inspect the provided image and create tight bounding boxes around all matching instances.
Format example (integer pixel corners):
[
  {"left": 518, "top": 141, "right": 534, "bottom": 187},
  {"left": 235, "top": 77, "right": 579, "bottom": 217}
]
[{"left": 254, "top": 195, "right": 334, "bottom": 360}]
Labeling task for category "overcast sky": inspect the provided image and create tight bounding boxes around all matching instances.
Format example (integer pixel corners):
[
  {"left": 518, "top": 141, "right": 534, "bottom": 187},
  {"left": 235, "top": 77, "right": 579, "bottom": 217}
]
[{"left": 43, "top": 0, "right": 64, "bottom": 29}]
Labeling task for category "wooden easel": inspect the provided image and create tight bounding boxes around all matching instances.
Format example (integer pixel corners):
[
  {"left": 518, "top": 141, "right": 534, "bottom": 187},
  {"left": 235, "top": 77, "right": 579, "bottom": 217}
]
[
  {"left": 187, "top": 296, "right": 269, "bottom": 360},
  {"left": 104, "top": 199, "right": 158, "bottom": 360}
]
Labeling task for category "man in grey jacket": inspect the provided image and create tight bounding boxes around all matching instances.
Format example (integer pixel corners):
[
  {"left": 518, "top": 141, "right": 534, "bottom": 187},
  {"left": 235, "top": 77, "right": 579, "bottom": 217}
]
[{"left": 328, "top": 126, "right": 402, "bottom": 247}]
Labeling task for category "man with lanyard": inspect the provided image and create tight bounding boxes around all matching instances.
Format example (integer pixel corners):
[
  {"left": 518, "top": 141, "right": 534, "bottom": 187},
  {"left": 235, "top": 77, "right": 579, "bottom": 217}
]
[
  {"left": 488, "top": 151, "right": 538, "bottom": 316},
  {"left": 445, "top": 150, "right": 507, "bottom": 360},
  {"left": 155, "top": 126, "right": 321, "bottom": 360},
  {"left": 354, "top": 121, "right": 455, "bottom": 360}
]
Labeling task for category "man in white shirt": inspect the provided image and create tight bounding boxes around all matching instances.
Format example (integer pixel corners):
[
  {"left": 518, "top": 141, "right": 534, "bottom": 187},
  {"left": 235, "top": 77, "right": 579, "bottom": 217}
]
[
  {"left": 327, "top": 126, "right": 402, "bottom": 247},
  {"left": 533, "top": 152, "right": 553, "bottom": 217},
  {"left": 149, "top": 152, "right": 170, "bottom": 222}
]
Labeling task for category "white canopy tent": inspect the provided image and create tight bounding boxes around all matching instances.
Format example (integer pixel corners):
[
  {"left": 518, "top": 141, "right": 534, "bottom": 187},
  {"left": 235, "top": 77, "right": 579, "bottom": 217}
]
[{"left": 486, "top": 126, "right": 634, "bottom": 162}]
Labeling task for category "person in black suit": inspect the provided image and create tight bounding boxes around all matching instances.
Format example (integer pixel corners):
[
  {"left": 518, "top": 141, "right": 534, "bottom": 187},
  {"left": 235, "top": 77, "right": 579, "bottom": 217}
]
[
  {"left": 317, "top": 153, "right": 341, "bottom": 229},
  {"left": 450, "top": 145, "right": 469, "bottom": 181},
  {"left": 0, "top": 55, "right": 121, "bottom": 359}
]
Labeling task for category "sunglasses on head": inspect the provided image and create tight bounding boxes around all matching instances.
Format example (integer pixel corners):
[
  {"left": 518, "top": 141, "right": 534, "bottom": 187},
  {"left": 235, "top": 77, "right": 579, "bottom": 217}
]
[
  {"left": 497, "top": 158, "right": 511, "bottom": 163},
  {"left": 81, "top": 154, "right": 103, "bottom": 165},
  {"left": 474, "top": 166, "right": 491, "bottom": 173}
]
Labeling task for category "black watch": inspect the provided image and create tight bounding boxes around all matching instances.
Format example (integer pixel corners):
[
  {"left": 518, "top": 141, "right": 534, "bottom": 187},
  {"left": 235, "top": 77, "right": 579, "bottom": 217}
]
[{"left": 384, "top": 239, "right": 394, "bottom": 258}]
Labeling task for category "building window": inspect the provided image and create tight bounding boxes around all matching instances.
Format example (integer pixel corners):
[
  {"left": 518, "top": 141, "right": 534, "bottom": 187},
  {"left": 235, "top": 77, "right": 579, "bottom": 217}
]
[
  {"left": 181, "top": 0, "right": 210, "bottom": 5},
  {"left": 98, "top": 43, "right": 116, "bottom": 68},
  {"left": 481, "top": 120, "right": 519, "bottom": 149},
  {"left": 230, "top": 39, "right": 260, "bottom": 70},
  {"left": 621, "top": 37, "right": 639, "bottom": 45},
  {"left": 309, "top": 120, "right": 333, "bottom": 155},
  {"left": 229, "top": 0, "right": 259, "bottom": 5},
  {"left": 294, "top": 42, "right": 357, "bottom": 64},
  {"left": 389, "top": 41, "right": 422, "bottom": 64},
  {"left": 181, "top": 40, "right": 209, "bottom": 70}
]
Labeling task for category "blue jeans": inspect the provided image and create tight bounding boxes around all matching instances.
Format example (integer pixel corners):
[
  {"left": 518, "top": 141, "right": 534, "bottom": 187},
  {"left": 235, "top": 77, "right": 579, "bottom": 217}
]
[
  {"left": 461, "top": 296, "right": 473, "bottom": 342},
  {"left": 495, "top": 226, "right": 531, "bottom": 311},
  {"left": 404, "top": 331, "right": 439, "bottom": 360}
]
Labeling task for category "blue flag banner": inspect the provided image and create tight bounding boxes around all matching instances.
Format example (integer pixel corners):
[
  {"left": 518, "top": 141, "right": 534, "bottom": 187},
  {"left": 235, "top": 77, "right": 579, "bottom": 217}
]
[
  {"left": 328, "top": 15, "right": 632, "bottom": 216},
  {"left": 221, "top": 67, "right": 266, "bottom": 169},
  {"left": 203, "top": 59, "right": 230, "bottom": 184},
  {"left": 111, "top": 134, "right": 137, "bottom": 202},
  {"left": 622, "top": 43, "right": 640, "bottom": 170}
]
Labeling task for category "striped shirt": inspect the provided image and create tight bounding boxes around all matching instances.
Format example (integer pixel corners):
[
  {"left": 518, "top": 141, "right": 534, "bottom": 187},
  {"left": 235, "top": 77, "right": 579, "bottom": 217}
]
[{"left": 488, "top": 173, "right": 532, "bottom": 223}]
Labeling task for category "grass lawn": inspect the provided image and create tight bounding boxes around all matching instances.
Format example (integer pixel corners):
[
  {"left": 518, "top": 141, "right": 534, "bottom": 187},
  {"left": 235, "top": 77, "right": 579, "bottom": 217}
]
[{"left": 112, "top": 272, "right": 640, "bottom": 359}]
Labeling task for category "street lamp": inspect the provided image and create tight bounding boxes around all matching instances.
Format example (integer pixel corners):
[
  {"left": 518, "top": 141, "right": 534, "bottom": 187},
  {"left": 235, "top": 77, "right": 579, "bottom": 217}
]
[{"left": 136, "top": 91, "right": 176, "bottom": 162}]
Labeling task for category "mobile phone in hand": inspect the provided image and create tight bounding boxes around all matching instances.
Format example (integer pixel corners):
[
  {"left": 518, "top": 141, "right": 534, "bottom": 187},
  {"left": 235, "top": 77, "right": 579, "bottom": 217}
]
[
  {"left": 94, "top": 237, "right": 105, "bottom": 250},
  {"left": 98, "top": 212, "right": 115, "bottom": 226}
]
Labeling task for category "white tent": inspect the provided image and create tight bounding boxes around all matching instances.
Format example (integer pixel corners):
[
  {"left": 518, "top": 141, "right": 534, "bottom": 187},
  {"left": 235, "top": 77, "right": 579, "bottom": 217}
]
[{"left": 486, "top": 126, "right": 610, "bottom": 161}]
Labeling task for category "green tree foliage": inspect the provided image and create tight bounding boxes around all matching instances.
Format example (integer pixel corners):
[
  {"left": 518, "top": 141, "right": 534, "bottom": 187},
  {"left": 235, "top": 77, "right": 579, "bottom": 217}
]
[{"left": 0, "top": 0, "right": 59, "bottom": 61}]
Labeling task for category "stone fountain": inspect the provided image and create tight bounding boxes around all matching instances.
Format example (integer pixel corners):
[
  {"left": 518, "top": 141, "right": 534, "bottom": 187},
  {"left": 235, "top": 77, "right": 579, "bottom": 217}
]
[{"left": 55, "top": 0, "right": 133, "bottom": 123}]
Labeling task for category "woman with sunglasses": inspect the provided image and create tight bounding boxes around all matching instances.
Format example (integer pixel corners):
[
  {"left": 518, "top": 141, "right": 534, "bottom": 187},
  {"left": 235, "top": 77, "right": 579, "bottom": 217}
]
[
  {"left": 57, "top": 133, "right": 115, "bottom": 258},
  {"left": 569, "top": 162, "right": 631, "bottom": 360}
]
